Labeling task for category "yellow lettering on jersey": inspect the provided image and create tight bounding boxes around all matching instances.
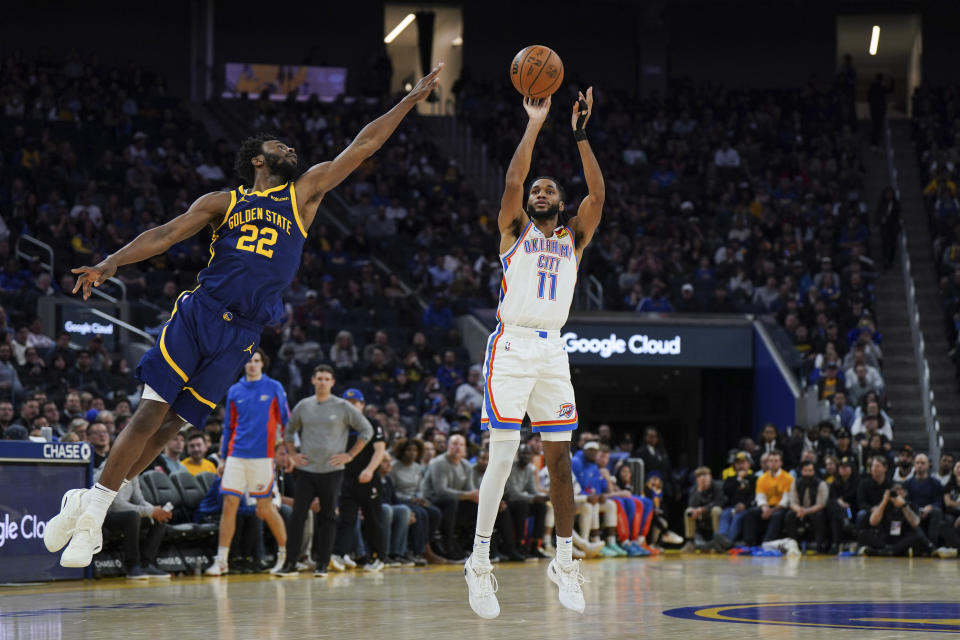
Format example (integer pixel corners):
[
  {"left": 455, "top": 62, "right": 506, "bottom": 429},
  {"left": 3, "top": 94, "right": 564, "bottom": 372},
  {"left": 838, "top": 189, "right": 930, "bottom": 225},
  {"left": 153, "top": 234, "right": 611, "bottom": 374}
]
[{"left": 226, "top": 207, "right": 294, "bottom": 236}]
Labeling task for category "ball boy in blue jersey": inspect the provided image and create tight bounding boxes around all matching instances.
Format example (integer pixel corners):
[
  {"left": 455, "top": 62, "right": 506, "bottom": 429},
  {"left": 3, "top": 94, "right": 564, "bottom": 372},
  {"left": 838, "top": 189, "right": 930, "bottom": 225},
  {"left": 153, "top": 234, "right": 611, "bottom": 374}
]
[
  {"left": 45, "top": 64, "right": 444, "bottom": 568},
  {"left": 205, "top": 349, "right": 289, "bottom": 576}
]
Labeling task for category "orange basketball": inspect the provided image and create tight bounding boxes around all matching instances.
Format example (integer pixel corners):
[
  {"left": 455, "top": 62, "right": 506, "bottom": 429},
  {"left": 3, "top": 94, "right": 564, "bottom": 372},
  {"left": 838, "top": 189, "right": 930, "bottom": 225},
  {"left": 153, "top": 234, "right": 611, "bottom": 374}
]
[{"left": 509, "top": 45, "right": 564, "bottom": 98}]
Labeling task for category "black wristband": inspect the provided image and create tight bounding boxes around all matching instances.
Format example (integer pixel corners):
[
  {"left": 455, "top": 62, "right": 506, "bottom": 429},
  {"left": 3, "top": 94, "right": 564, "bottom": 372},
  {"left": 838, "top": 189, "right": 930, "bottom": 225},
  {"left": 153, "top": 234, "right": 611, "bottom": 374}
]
[{"left": 574, "top": 129, "right": 587, "bottom": 141}]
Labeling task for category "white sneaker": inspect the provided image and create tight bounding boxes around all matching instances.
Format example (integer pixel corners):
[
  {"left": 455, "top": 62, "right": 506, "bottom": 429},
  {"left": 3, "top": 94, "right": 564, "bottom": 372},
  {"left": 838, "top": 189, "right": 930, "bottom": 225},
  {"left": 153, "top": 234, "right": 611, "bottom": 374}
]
[
  {"left": 44, "top": 489, "right": 87, "bottom": 552},
  {"left": 59, "top": 513, "right": 103, "bottom": 568},
  {"left": 464, "top": 555, "right": 500, "bottom": 619},
  {"left": 205, "top": 558, "right": 229, "bottom": 576},
  {"left": 329, "top": 555, "right": 346, "bottom": 572},
  {"left": 935, "top": 547, "right": 958, "bottom": 558},
  {"left": 341, "top": 554, "right": 357, "bottom": 569},
  {"left": 661, "top": 530, "right": 684, "bottom": 545},
  {"left": 269, "top": 551, "right": 287, "bottom": 575},
  {"left": 547, "top": 559, "right": 586, "bottom": 613},
  {"left": 572, "top": 547, "right": 586, "bottom": 559},
  {"left": 363, "top": 559, "right": 384, "bottom": 572}
]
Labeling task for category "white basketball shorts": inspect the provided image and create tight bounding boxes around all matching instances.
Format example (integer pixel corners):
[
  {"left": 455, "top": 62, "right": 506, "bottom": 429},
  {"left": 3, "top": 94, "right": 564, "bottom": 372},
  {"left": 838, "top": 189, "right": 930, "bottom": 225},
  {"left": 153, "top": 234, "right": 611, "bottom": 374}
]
[
  {"left": 221, "top": 457, "right": 275, "bottom": 499},
  {"left": 480, "top": 324, "right": 578, "bottom": 433}
]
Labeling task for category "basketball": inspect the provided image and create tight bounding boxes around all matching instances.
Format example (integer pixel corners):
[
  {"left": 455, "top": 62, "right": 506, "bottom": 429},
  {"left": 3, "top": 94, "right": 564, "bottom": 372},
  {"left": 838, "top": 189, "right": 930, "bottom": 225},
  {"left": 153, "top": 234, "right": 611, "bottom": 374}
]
[{"left": 509, "top": 45, "right": 564, "bottom": 98}]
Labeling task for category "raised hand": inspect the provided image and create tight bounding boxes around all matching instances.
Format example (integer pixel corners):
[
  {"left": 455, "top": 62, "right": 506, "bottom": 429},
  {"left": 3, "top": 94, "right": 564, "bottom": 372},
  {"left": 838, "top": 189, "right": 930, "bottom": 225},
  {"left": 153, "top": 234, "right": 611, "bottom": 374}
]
[
  {"left": 404, "top": 62, "right": 444, "bottom": 103},
  {"left": 523, "top": 96, "right": 551, "bottom": 124},
  {"left": 571, "top": 87, "right": 594, "bottom": 132},
  {"left": 71, "top": 257, "right": 118, "bottom": 300}
]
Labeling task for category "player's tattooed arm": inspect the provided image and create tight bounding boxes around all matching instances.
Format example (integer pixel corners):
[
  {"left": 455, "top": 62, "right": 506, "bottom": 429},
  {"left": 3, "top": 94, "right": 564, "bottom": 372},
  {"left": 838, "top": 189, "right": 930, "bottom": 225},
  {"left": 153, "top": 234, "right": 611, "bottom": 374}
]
[
  {"left": 294, "top": 63, "right": 443, "bottom": 225},
  {"left": 71, "top": 191, "right": 230, "bottom": 300},
  {"left": 499, "top": 97, "right": 551, "bottom": 241},
  {"left": 568, "top": 88, "right": 604, "bottom": 252}
]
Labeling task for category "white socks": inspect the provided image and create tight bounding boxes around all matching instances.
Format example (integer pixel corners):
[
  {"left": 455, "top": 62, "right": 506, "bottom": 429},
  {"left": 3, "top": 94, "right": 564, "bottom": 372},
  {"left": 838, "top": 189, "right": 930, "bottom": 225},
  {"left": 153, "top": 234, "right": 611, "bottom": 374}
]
[
  {"left": 217, "top": 546, "right": 230, "bottom": 564},
  {"left": 557, "top": 536, "right": 574, "bottom": 566},
  {"left": 86, "top": 483, "right": 118, "bottom": 525},
  {"left": 607, "top": 534, "right": 618, "bottom": 547},
  {"left": 472, "top": 534, "right": 492, "bottom": 567},
  {"left": 474, "top": 438, "right": 520, "bottom": 563}
]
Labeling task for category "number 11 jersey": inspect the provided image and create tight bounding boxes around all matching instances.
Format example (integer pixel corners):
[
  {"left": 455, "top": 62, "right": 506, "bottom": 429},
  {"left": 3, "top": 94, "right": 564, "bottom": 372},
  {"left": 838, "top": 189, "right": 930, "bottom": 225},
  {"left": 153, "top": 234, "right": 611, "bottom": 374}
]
[
  {"left": 497, "top": 220, "right": 578, "bottom": 331},
  {"left": 199, "top": 182, "right": 308, "bottom": 326}
]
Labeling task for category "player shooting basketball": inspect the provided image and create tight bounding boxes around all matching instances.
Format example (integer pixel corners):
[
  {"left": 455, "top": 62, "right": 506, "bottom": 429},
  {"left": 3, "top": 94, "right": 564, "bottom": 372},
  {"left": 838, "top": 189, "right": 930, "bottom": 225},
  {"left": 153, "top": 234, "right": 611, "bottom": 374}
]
[{"left": 464, "top": 87, "right": 604, "bottom": 618}]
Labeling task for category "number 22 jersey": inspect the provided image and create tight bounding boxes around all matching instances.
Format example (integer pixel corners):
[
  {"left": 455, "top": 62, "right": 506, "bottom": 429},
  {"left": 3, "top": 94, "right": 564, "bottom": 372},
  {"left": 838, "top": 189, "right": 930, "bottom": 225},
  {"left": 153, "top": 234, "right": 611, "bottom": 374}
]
[
  {"left": 497, "top": 220, "right": 578, "bottom": 331},
  {"left": 198, "top": 182, "right": 308, "bottom": 326}
]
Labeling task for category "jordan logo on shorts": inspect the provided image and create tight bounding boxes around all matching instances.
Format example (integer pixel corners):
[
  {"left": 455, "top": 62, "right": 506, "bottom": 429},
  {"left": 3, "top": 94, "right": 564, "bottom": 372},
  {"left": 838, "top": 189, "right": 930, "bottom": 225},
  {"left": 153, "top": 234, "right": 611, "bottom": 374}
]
[
  {"left": 243, "top": 342, "right": 254, "bottom": 354},
  {"left": 557, "top": 403, "right": 575, "bottom": 418}
]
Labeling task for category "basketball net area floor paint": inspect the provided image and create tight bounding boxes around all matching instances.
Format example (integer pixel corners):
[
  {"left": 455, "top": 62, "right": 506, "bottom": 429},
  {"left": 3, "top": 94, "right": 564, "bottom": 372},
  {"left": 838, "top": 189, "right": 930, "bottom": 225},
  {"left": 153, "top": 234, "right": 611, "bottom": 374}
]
[{"left": 3, "top": 556, "right": 959, "bottom": 639}]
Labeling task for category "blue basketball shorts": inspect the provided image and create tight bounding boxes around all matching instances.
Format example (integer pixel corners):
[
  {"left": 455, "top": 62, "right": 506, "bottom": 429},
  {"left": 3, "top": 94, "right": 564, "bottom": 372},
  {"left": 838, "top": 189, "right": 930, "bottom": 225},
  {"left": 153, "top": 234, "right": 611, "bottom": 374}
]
[{"left": 136, "top": 286, "right": 261, "bottom": 427}]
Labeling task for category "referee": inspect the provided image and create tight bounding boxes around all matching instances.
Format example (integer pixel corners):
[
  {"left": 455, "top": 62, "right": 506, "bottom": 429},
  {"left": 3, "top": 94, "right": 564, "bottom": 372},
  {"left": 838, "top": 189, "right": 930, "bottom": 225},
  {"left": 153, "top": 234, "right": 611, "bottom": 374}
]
[{"left": 275, "top": 365, "right": 373, "bottom": 577}]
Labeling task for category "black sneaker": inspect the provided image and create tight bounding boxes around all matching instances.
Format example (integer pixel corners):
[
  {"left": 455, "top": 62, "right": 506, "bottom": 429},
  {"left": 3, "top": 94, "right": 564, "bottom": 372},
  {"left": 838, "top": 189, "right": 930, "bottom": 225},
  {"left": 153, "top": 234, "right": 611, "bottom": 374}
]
[
  {"left": 314, "top": 566, "right": 329, "bottom": 577},
  {"left": 273, "top": 562, "right": 299, "bottom": 577},
  {"left": 142, "top": 564, "right": 171, "bottom": 579}
]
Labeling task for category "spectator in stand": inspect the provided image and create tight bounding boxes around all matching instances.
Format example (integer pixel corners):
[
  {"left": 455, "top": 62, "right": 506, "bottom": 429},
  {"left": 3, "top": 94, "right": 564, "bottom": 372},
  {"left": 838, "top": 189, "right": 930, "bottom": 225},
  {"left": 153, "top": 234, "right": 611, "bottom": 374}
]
[
  {"left": 0, "top": 401, "right": 14, "bottom": 435},
  {"left": 716, "top": 452, "right": 759, "bottom": 548},
  {"left": 755, "top": 450, "right": 793, "bottom": 542},
  {"left": 892, "top": 447, "right": 916, "bottom": 483},
  {"left": 455, "top": 366, "right": 483, "bottom": 412},
  {"left": 856, "top": 455, "right": 893, "bottom": 531},
  {"left": 182, "top": 430, "right": 217, "bottom": 476},
  {"left": 811, "top": 361, "right": 845, "bottom": 401},
  {"left": 94, "top": 462, "right": 170, "bottom": 579},
  {"left": 0, "top": 343, "right": 23, "bottom": 405},
  {"left": 66, "top": 350, "right": 106, "bottom": 397},
  {"left": 904, "top": 453, "right": 943, "bottom": 546},
  {"left": 422, "top": 294, "right": 454, "bottom": 332},
  {"left": 389, "top": 438, "right": 445, "bottom": 563},
  {"left": 674, "top": 283, "right": 701, "bottom": 312},
  {"left": 784, "top": 460, "right": 829, "bottom": 552},
  {"left": 160, "top": 432, "right": 186, "bottom": 474},
  {"left": 89, "top": 421, "right": 111, "bottom": 468},
  {"left": 830, "top": 391, "right": 856, "bottom": 430},
  {"left": 377, "top": 456, "right": 419, "bottom": 566},
  {"left": 754, "top": 423, "right": 787, "bottom": 468},
  {"left": 329, "top": 330, "right": 359, "bottom": 379},
  {"left": 636, "top": 279, "right": 673, "bottom": 312},
  {"left": 435, "top": 350, "right": 464, "bottom": 392},
  {"left": 682, "top": 467, "right": 723, "bottom": 552},
  {"left": 857, "top": 482, "right": 933, "bottom": 557},
  {"left": 936, "top": 453, "right": 956, "bottom": 486},
  {"left": 362, "top": 331, "right": 397, "bottom": 368},
  {"left": 421, "top": 432, "right": 477, "bottom": 560}
]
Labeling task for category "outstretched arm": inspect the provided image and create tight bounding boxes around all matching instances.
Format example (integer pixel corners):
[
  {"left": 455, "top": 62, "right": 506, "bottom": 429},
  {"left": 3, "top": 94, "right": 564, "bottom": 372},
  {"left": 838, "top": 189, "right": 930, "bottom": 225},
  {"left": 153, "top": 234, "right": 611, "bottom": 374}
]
[
  {"left": 294, "top": 63, "right": 443, "bottom": 219},
  {"left": 499, "top": 97, "right": 551, "bottom": 236},
  {"left": 568, "top": 88, "right": 604, "bottom": 250},
  {"left": 71, "top": 190, "right": 231, "bottom": 300}
]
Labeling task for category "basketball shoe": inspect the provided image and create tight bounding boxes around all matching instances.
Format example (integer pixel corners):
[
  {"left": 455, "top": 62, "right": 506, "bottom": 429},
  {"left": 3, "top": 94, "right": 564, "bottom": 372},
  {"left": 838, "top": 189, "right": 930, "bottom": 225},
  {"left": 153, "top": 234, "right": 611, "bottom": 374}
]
[
  {"left": 59, "top": 512, "right": 103, "bottom": 568},
  {"left": 464, "top": 555, "right": 500, "bottom": 619},
  {"left": 205, "top": 558, "right": 229, "bottom": 576},
  {"left": 547, "top": 558, "right": 586, "bottom": 613},
  {"left": 43, "top": 489, "right": 87, "bottom": 552}
]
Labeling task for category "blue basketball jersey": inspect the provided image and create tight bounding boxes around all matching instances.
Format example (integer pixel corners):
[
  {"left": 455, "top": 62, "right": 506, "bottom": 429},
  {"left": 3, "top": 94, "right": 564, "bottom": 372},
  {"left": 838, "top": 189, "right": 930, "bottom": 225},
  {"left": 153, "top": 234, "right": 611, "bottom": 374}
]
[{"left": 198, "top": 182, "right": 307, "bottom": 326}]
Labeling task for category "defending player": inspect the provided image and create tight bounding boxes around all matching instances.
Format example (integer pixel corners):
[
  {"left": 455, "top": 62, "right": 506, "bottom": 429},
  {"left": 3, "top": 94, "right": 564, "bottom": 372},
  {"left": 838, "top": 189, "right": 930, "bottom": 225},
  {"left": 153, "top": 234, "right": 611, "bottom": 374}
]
[
  {"left": 44, "top": 64, "right": 443, "bottom": 568},
  {"left": 205, "top": 349, "right": 289, "bottom": 576},
  {"left": 464, "top": 89, "right": 604, "bottom": 618}
]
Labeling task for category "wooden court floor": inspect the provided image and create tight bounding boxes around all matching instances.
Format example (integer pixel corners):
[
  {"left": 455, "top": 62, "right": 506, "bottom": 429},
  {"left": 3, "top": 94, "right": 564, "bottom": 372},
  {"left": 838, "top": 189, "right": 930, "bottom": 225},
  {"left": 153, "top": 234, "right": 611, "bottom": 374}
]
[{"left": 2, "top": 555, "right": 960, "bottom": 639}]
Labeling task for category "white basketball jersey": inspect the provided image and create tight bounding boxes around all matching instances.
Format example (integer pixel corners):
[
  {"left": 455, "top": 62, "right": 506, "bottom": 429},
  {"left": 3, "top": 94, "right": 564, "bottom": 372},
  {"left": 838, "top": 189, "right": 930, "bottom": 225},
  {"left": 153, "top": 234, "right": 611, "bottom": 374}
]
[{"left": 497, "top": 220, "right": 578, "bottom": 330}]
